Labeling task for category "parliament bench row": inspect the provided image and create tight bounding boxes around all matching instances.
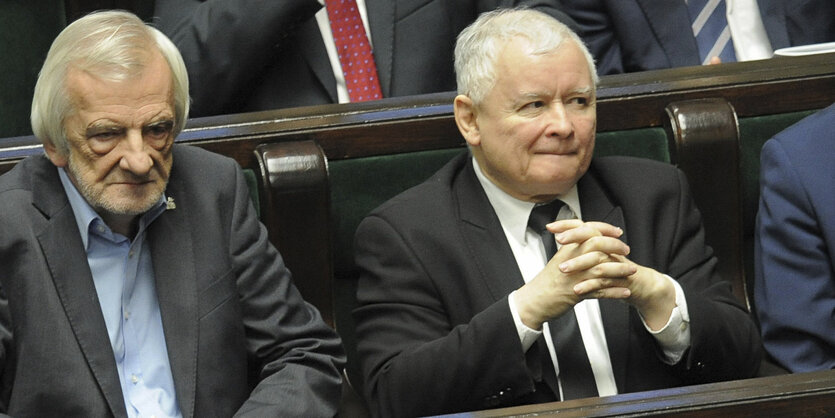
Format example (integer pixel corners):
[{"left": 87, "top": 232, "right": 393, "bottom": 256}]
[{"left": 1, "top": 52, "right": 834, "bottom": 416}]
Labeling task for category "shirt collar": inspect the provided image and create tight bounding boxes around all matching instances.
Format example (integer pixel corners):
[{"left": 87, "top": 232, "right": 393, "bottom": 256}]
[
  {"left": 57, "top": 167, "right": 168, "bottom": 249},
  {"left": 472, "top": 157, "right": 582, "bottom": 245}
]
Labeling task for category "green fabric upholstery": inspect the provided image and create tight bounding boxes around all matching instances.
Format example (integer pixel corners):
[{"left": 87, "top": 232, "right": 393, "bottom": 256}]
[
  {"left": 738, "top": 109, "right": 819, "bottom": 311},
  {"left": 242, "top": 168, "right": 261, "bottom": 219},
  {"left": 0, "top": 1, "right": 65, "bottom": 138},
  {"left": 595, "top": 127, "right": 670, "bottom": 163}
]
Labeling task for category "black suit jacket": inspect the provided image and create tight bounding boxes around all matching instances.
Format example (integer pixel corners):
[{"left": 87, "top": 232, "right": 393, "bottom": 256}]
[
  {"left": 0, "top": 146, "right": 345, "bottom": 417},
  {"left": 153, "top": 0, "right": 577, "bottom": 117},
  {"left": 353, "top": 152, "right": 762, "bottom": 417},
  {"left": 561, "top": 0, "right": 835, "bottom": 75}
]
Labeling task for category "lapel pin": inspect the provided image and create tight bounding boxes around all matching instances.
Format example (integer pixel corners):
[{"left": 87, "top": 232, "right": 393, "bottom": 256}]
[{"left": 166, "top": 197, "right": 176, "bottom": 210}]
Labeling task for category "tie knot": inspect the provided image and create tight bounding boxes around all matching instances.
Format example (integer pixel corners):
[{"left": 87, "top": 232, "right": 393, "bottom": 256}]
[{"left": 527, "top": 200, "right": 565, "bottom": 233}]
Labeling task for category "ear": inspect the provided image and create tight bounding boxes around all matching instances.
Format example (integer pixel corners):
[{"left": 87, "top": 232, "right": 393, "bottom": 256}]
[
  {"left": 43, "top": 141, "right": 68, "bottom": 168},
  {"left": 453, "top": 94, "right": 481, "bottom": 147}
]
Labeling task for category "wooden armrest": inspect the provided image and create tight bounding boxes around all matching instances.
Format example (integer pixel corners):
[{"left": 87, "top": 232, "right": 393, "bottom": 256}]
[
  {"left": 665, "top": 98, "right": 747, "bottom": 308},
  {"left": 255, "top": 140, "right": 334, "bottom": 326}
]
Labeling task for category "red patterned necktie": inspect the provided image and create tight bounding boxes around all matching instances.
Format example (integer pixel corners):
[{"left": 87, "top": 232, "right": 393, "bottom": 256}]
[{"left": 326, "top": 0, "right": 382, "bottom": 102}]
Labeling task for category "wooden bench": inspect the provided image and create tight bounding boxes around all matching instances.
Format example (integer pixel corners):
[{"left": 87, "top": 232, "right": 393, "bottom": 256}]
[
  {"left": 447, "top": 369, "right": 835, "bottom": 417},
  {"left": 2, "top": 52, "right": 834, "bottom": 416}
]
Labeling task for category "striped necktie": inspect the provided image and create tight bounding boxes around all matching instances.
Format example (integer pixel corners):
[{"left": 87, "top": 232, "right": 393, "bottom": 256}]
[
  {"left": 687, "top": 0, "right": 736, "bottom": 65},
  {"left": 326, "top": 0, "right": 383, "bottom": 102}
]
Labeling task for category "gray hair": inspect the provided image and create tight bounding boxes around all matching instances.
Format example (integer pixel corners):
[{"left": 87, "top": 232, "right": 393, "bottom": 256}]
[
  {"left": 454, "top": 8, "right": 598, "bottom": 105},
  {"left": 31, "top": 10, "right": 190, "bottom": 155}
]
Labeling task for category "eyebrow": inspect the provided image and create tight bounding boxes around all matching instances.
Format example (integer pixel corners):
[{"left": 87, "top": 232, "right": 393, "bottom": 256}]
[
  {"left": 145, "top": 119, "right": 175, "bottom": 130},
  {"left": 85, "top": 123, "right": 123, "bottom": 137},
  {"left": 569, "top": 86, "right": 595, "bottom": 95},
  {"left": 83, "top": 117, "right": 176, "bottom": 138}
]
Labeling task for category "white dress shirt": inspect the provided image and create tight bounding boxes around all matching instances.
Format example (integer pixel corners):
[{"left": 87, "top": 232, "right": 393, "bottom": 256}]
[
  {"left": 472, "top": 158, "right": 691, "bottom": 398},
  {"left": 59, "top": 168, "right": 181, "bottom": 418},
  {"left": 727, "top": 0, "right": 774, "bottom": 60}
]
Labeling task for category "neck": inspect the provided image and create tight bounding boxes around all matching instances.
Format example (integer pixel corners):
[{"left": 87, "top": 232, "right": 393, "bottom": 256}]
[{"left": 101, "top": 212, "right": 140, "bottom": 239}]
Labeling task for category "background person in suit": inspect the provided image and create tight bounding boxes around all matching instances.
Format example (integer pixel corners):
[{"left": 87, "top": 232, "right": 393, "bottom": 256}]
[
  {"left": 559, "top": 0, "right": 835, "bottom": 75},
  {"left": 754, "top": 103, "right": 835, "bottom": 373},
  {"left": 0, "top": 10, "right": 344, "bottom": 417},
  {"left": 152, "top": 0, "right": 577, "bottom": 117},
  {"left": 352, "top": 8, "right": 762, "bottom": 417}
]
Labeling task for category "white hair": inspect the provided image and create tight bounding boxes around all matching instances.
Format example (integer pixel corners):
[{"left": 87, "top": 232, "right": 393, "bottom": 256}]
[
  {"left": 454, "top": 8, "right": 598, "bottom": 105},
  {"left": 31, "top": 10, "right": 190, "bottom": 155}
]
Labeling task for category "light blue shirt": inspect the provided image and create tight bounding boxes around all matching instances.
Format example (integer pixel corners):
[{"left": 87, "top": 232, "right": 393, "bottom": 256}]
[{"left": 58, "top": 168, "right": 182, "bottom": 418}]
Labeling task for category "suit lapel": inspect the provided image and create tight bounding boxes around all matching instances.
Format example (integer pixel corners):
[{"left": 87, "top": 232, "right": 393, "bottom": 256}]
[
  {"left": 577, "top": 165, "right": 630, "bottom": 393},
  {"left": 757, "top": 0, "right": 790, "bottom": 49},
  {"left": 33, "top": 160, "right": 128, "bottom": 418},
  {"left": 454, "top": 158, "right": 526, "bottom": 300},
  {"left": 636, "top": 0, "right": 701, "bottom": 67},
  {"left": 300, "top": 20, "right": 338, "bottom": 102},
  {"left": 366, "top": 0, "right": 394, "bottom": 96},
  {"left": 148, "top": 180, "right": 198, "bottom": 418},
  {"left": 453, "top": 157, "right": 559, "bottom": 396}
]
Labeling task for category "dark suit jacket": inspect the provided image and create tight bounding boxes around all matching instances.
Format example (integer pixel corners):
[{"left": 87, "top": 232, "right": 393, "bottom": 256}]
[
  {"left": 560, "top": 0, "right": 835, "bottom": 75},
  {"left": 0, "top": 146, "right": 345, "bottom": 417},
  {"left": 754, "top": 103, "right": 835, "bottom": 373},
  {"left": 353, "top": 152, "right": 762, "bottom": 417},
  {"left": 153, "top": 0, "right": 577, "bottom": 117}
]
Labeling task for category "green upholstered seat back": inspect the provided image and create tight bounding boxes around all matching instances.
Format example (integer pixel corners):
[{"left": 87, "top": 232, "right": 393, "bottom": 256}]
[
  {"left": 737, "top": 109, "right": 818, "bottom": 310},
  {"left": 0, "top": 1, "right": 65, "bottom": 138},
  {"left": 242, "top": 168, "right": 261, "bottom": 219}
]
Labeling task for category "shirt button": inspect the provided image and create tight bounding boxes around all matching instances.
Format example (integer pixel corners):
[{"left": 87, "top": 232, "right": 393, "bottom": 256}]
[
  {"left": 124, "top": 310, "right": 130, "bottom": 320},
  {"left": 680, "top": 323, "right": 688, "bottom": 331},
  {"left": 129, "top": 251, "right": 135, "bottom": 258},
  {"left": 131, "top": 374, "right": 139, "bottom": 384},
  {"left": 97, "top": 225, "right": 106, "bottom": 233}
]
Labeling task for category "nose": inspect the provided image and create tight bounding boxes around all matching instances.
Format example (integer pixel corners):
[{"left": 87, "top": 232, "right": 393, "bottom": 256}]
[
  {"left": 119, "top": 130, "right": 154, "bottom": 175},
  {"left": 545, "top": 103, "right": 573, "bottom": 138}
]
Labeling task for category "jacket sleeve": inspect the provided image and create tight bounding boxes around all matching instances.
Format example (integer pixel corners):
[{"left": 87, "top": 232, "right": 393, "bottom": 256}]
[
  {"left": 663, "top": 168, "right": 763, "bottom": 383},
  {"left": 153, "top": 0, "right": 321, "bottom": 116},
  {"left": 754, "top": 138, "right": 835, "bottom": 372},
  {"left": 227, "top": 161, "right": 346, "bottom": 417}
]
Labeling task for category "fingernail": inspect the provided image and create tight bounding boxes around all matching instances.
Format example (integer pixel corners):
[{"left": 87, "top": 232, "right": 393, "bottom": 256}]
[{"left": 559, "top": 262, "right": 569, "bottom": 272}]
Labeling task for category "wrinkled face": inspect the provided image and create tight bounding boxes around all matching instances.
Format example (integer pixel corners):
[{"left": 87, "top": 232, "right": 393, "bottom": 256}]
[
  {"left": 48, "top": 51, "right": 176, "bottom": 222},
  {"left": 467, "top": 38, "right": 596, "bottom": 202}
]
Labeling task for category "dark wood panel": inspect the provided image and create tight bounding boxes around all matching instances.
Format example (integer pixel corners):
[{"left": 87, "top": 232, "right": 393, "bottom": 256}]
[{"left": 450, "top": 369, "right": 835, "bottom": 417}]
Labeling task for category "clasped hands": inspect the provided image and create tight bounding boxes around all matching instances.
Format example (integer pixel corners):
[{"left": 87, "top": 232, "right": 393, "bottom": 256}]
[{"left": 514, "top": 219, "right": 676, "bottom": 332}]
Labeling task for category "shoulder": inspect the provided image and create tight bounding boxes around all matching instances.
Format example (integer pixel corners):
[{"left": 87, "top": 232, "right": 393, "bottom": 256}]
[
  {"left": 762, "top": 104, "right": 835, "bottom": 181},
  {"left": 169, "top": 145, "right": 242, "bottom": 188},
  {"left": 583, "top": 156, "right": 688, "bottom": 211},
  {"left": 165, "top": 145, "right": 250, "bottom": 215},
  {"left": 367, "top": 152, "right": 467, "bottom": 221},
  {"left": 767, "top": 104, "right": 835, "bottom": 156},
  {"left": 0, "top": 154, "right": 51, "bottom": 192},
  {"left": 589, "top": 155, "right": 682, "bottom": 184},
  {"left": 172, "top": 144, "right": 239, "bottom": 171}
]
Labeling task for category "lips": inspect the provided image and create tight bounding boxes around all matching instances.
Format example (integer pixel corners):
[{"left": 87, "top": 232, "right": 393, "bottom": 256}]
[{"left": 535, "top": 150, "right": 578, "bottom": 156}]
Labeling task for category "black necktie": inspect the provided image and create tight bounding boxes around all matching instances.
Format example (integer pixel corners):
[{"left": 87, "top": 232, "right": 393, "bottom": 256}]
[{"left": 528, "top": 201, "right": 599, "bottom": 400}]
